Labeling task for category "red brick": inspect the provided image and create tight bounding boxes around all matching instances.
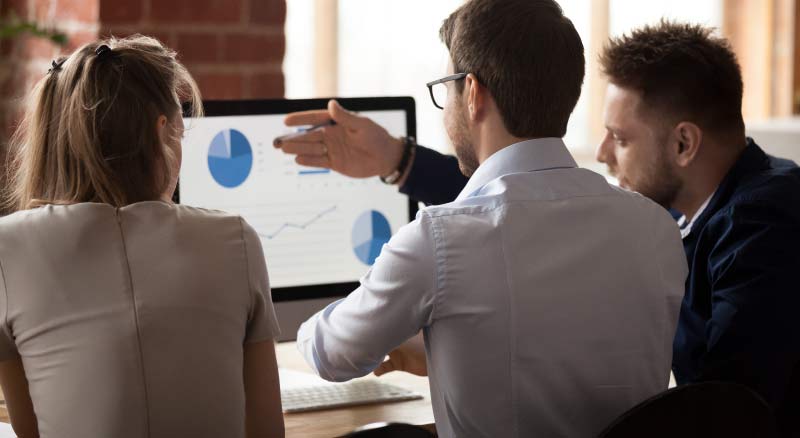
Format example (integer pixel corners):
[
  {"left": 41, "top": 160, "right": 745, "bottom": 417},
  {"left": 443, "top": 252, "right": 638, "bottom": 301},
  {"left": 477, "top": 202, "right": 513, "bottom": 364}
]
[
  {"left": 248, "top": 72, "right": 283, "bottom": 98},
  {"left": 249, "top": 0, "right": 285, "bottom": 26},
  {"left": 150, "top": 0, "right": 243, "bottom": 24},
  {"left": 0, "top": 64, "right": 15, "bottom": 97},
  {"left": 99, "top": 0, "right": 143, "bottom": 23},
  {"left": 61, "top": 30, "right": 98, "bottom": 53},
  {"left": 34, "top": 0, "right": 99, "bottom": 23},
  {"left": 0, "top": 39, "right": 14, "bottom": 57},
  {"left": 221, "top": 33, "right": 283, "bottom": 63},
  {"left": 96, "top": 29, "right": 175, "bottom": 51},
  {"left": 193, "top": 72, "right": 245, "bottom": 99},
  {"left": 0, "top": 0, "right": 29, "bottom": 18},
  {"left": 147, "top": 31, "right": 176, "bottom": 49},
  {"left": 176, "top": 32, "right": 221, "bottom": 64},
  {"left": 18, "top": 34, "right": 58, "bottom": 60},
  {"left": 2, "top": 64, "right": 34, "bottom": 99},
  {"left": 59, "top": 0, "right": 100, "bottom": 22}
]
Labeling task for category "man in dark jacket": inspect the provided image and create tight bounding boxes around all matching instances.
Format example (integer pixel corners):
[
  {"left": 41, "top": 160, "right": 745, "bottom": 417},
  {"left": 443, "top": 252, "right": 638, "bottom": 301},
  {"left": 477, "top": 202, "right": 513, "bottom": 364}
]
[{"left": 595, "top": 22, "right": 800, "bottom": 436}]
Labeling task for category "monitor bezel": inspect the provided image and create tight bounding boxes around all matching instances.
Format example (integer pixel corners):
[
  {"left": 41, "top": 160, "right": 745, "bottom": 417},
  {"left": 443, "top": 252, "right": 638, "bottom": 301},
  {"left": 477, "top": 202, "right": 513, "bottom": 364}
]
[{"left": 178, "top": 97, "right": 419, "bottom": 302}]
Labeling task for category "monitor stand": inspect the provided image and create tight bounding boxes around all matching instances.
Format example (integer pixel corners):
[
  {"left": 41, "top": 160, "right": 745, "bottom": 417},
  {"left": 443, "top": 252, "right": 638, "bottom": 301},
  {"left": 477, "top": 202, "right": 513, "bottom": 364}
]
[{"left": 274, "top": 297, "right": 342, "bottom": 342}]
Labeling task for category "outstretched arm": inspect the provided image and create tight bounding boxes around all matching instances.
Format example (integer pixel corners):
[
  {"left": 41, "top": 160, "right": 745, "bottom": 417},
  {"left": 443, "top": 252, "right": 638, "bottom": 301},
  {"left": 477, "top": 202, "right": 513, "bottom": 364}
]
[{"left": 278, "top": 100, "right": 467, "bottom": 205}]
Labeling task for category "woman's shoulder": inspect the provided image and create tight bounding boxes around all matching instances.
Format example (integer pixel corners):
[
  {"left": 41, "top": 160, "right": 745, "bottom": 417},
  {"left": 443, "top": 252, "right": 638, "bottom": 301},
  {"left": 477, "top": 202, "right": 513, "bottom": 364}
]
[
  {"left": 120, "top": 201, "right": 247, "bottom": 231},
  {"left": 0, "top": 202, "right": 115, "bottom": 228},
  {"left": 0, "top": 202, "right": 248, "bottom": 235}
]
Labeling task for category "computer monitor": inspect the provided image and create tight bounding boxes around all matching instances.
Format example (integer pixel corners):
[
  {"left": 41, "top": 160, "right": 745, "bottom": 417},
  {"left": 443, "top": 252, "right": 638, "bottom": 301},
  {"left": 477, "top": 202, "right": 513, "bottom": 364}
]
[{"left": 179, "top": 97, "right": 418, "bottom": 340}]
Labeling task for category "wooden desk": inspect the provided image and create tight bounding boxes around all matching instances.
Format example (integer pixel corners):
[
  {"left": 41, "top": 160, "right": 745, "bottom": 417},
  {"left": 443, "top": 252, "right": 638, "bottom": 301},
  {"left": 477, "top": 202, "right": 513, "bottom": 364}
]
[
  {"left": 277, "top": 341, "right": 436, "bottom": 437},
  {"left": 0, "top": 343, "right": 436, "bottom": 437}
]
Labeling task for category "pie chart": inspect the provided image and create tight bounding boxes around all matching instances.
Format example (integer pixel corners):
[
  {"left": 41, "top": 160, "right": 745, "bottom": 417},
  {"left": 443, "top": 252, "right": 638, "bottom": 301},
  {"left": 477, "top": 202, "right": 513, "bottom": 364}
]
[
  {"left": 352, "top": 210, "right": 392, "bottom": 266},
  {"left": 208, "top": 129, "right": 253, "bottom": 188}
]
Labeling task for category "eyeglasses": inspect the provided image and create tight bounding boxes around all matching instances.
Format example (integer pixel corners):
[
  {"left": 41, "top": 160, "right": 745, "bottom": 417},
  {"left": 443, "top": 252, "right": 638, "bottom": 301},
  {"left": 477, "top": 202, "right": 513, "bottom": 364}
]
[{"left": 426, "top": 73, "right": 468, "bottom": 109}]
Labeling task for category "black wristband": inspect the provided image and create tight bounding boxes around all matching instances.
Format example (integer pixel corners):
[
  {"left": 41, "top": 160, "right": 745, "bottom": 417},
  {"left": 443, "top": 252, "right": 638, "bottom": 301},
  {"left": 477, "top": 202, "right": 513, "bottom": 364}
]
[{"left": 380, "top": 136, "right": 416, "bottom": 185}]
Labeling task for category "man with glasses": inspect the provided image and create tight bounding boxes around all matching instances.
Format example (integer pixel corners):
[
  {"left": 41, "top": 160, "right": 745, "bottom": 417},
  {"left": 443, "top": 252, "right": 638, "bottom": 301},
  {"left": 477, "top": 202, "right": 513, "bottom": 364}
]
[{"left": 292, "top": 1, "right": 687, "bottom": 436}]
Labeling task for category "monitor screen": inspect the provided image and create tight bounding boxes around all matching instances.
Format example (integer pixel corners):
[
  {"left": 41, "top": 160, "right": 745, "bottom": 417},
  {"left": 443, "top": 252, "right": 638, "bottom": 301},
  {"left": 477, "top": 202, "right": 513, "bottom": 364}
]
[{"left": 179, "top": 98, "right": 417, "bottom": 301}]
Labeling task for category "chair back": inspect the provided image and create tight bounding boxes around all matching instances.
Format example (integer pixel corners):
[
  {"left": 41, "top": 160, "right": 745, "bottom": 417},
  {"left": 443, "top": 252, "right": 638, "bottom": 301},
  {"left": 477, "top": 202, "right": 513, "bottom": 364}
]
[
  {"left": 339, "top": 422, "right": 435, "bottom": 438},
  {"left": 598, "top": 382, "right": 778, "bottom": 438}
]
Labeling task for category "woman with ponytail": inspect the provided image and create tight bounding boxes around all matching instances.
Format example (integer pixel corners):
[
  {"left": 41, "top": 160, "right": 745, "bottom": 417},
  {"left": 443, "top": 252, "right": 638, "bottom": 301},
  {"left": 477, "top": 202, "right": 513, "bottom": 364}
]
[{"left": 0, "top": 36, "right": 284, "bottom": 438}]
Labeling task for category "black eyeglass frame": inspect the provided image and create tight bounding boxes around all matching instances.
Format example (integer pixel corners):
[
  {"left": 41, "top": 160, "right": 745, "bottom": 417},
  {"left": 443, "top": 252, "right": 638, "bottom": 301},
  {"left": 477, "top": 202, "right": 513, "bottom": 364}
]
[{"left": 426, "top": 72, "right": 468, "bottom": 109}]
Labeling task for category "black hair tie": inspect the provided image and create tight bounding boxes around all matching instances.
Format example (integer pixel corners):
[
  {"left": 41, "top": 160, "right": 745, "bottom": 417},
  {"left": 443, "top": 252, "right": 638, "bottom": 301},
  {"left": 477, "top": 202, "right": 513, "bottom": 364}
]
[
  {"left": 47, "top": 58, "right": 66, "bottom": 75},
  {"left": 95, "top": 44, "right": 113, "bottom": 58}
]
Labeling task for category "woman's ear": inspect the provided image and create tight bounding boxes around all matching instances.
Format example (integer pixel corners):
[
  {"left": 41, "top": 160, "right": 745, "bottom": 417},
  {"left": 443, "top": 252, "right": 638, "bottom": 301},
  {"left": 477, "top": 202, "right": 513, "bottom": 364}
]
[{"left": 156, "top": 115, "right": 168, "bottom": 144}]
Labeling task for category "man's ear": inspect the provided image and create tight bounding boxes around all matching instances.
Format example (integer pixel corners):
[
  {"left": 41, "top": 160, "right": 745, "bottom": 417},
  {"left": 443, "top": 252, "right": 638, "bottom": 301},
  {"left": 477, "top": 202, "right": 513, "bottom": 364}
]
[
  {"left": 465, "top": 73, "right": 484, "bottom": 122},
  {"left": 673, "top": 121, "right": 703, "bottom": 168}
]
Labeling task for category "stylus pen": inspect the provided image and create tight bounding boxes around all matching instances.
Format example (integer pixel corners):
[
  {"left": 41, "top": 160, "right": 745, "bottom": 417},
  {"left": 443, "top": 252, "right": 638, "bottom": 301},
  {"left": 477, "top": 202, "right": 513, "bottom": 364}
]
[{"left": 273, "top": 120, "right": 336, "bottom": 146}]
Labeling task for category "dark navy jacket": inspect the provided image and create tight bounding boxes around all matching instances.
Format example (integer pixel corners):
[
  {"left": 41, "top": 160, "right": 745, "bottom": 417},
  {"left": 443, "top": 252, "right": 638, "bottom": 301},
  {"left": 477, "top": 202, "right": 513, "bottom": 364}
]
[
  {"left": 399, "top": 145, "right": 468, "bottom": 205},
  {"left": 403, "top": 141, "right": 800, "bottom": 435},
  {"left": 673, "top": 139, "right": 800, "bottom": 436}
]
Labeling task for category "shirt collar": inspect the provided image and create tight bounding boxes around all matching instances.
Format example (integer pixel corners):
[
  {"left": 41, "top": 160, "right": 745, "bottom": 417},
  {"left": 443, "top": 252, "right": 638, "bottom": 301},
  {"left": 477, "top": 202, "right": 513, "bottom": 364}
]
[
  {"left": 678, "top": 190, "right": 716, "bottom": 239},
  {"left": 456, "top": 138, "right": 578, "bottom": 201}
]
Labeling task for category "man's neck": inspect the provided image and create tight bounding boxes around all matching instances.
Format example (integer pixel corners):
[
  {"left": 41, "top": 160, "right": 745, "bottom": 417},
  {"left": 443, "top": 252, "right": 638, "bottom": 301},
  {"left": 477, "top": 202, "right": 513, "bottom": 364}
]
[
  {"left": 672, "top": 136, "right": 747, "bottom": 221},
  {"left": 476, "top": 134, "right": 542, "bottom": 164},
  {"left": 675, "top": 187, "right": 716, "bottom": 222}
]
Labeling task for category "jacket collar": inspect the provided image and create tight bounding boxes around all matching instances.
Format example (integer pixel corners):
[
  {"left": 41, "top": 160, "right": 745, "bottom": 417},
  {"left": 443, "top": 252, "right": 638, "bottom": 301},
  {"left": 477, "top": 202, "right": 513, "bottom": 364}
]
[{"left": 683, "top": 138, "right": 768, "bottom": 239}]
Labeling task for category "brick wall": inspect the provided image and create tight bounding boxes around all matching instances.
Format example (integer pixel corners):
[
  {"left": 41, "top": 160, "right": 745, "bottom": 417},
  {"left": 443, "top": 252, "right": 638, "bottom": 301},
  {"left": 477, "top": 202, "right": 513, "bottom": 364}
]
[
  {"left": 0, "top": 0, "right": 286, "bottom": 143},
  {"left": 99, "top": 0, "right": 286, "bottom": 100},
  {"left": 0, "top": 0, "right": 98, "bottom": 142}
]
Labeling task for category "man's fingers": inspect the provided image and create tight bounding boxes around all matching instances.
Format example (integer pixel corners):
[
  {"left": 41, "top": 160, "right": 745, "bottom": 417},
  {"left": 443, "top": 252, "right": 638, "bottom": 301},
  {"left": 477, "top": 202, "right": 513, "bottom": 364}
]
[
  {"left": 284, "top": 110, "right": 332, "bottom": 127},
  {"left": 328, "top": 100, "right": 365, "bottom": 127},
  {"left": 295, "top": 155, "right": 331, "bottom": 169},
  {"left": 273, "top": 129, "right": 324, "bottom": 147},
  {"left": 279, "top": 141, "right": 328, "bottom": 157}
]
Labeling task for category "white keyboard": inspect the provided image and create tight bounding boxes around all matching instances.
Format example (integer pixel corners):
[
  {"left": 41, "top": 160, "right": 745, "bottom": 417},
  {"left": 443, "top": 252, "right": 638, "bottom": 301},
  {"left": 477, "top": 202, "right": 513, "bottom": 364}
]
[{"left": 281, "top": 378, "right": 423, "bottom": 413}]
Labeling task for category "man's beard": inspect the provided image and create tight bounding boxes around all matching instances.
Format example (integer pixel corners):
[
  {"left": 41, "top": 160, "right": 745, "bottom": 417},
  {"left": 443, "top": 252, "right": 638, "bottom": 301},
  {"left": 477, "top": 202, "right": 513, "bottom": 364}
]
[
  {"left": 636, "top": 149, "right": 682, "bottom": 210},
  {"left": 450, "top": 104, "right": 479, "bottom": 177}
]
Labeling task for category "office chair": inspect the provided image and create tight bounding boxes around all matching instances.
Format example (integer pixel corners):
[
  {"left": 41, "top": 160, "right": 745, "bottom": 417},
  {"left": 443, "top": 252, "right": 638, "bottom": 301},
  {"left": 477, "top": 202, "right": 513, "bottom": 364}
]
[
  {"left": 597, "top": 381, "right": 779, "bottom": 438},
  {"left": 339, "top": 422, "right": 436, "bottom": 438}
]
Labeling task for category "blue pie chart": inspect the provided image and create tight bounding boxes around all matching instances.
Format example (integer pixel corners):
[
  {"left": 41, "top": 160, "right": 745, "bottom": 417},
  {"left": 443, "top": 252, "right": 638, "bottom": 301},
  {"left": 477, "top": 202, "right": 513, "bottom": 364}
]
[
  {"left": 352, "top": 210, "right": 392, "bottom": 266},
  {"left": 208, "top": 129, "right": 253, "bottom": 188}
]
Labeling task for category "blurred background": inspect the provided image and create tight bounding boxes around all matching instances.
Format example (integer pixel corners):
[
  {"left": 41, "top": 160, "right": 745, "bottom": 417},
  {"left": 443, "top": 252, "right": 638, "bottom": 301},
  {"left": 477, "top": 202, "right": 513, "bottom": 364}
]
[{"left": 2, "top": 0, "right": 799, "bottom": 172}]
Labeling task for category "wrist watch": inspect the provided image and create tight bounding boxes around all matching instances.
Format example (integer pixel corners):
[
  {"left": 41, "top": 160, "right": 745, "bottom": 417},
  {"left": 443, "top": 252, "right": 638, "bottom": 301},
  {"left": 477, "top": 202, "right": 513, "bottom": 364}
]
[{"left": 380, "top": 136, "right": 416, "bottom": 185}]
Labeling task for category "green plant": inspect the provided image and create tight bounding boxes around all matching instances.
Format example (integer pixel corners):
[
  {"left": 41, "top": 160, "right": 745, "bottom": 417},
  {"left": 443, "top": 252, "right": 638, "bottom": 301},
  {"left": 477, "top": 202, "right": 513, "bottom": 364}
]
[{"left": 0, "top": 13, "right": 67, "bottom": 46}]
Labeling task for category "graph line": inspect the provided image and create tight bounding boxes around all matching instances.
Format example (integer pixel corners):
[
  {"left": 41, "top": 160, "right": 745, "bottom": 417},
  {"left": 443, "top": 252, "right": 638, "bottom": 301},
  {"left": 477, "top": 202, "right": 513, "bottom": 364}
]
[
  {"left": 258, "top": 205, "right": 338, "bottom": 240},
  {"left": 298, "top": 169, "right": 331, "bottom": 175}
]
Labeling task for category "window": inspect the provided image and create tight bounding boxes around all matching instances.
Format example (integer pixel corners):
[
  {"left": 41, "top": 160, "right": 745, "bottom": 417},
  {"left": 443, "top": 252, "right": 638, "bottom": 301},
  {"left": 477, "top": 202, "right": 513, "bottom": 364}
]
[{"left": 285, "top": 1, "right": 750, "bottom": 163}]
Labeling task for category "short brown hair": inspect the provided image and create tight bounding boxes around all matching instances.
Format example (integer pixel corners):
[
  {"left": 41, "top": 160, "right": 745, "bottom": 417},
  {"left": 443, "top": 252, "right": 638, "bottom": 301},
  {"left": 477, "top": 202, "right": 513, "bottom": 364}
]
[
  {"left": 440, "top": 0, "right": 585, "bottom": 138},
  {"left": 600, "top": 20, "right": 745, "bottom": 137},
  {"left": 6, "top": 35, "right": 202, "bottom": 211}
]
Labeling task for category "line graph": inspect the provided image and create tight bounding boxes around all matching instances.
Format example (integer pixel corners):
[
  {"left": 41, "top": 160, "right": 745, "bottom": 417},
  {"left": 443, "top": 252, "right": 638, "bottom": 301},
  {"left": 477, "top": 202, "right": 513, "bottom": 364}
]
[{"left": 257, "top": 205, "right": 337, "bottom": 240}]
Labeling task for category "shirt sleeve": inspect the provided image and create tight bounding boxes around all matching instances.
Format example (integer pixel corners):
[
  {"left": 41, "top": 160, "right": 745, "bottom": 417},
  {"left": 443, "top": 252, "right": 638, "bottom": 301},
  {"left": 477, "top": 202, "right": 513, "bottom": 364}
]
[
  {"left": 0, "top": 261, "right": 18, "bottom": 361},
  {"left": 240, "top": 218, "right": 281, "bottom": 343},
  {"left": 701, "top": 201, "right": 800, "bottom": 406},
  {"left": 399, "top": 145, "right": 468, "bottom": 206},
  {"left": 296, "top": 212, "right": 439, "bottom": 382}
]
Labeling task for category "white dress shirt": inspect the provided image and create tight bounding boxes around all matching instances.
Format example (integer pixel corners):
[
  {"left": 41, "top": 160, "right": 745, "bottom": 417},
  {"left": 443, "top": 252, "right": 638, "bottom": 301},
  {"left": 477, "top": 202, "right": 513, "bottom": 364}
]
[
  {"left": 677, "top": 191, "right": 715, "bottom": 239},
  {"left": 298, "top": 138, "right": 687, "bottom": 438}
]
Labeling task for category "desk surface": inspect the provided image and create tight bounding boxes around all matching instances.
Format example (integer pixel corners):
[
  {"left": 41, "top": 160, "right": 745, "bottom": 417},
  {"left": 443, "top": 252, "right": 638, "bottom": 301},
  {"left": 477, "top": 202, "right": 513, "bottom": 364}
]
[
  {"left": 277, "top": 341, "right": 436, "bottom": 437},
  {"left": 0, "top": 342, "right": 435, "bottom": 438}
]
